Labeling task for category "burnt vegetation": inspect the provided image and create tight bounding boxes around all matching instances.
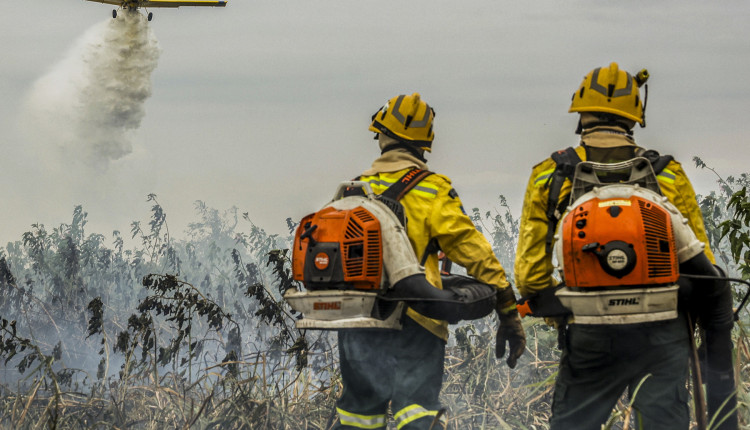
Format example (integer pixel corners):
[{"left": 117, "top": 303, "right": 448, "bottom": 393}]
[{"left": 1, "top": 162, "right": 749, "bottom": 429}]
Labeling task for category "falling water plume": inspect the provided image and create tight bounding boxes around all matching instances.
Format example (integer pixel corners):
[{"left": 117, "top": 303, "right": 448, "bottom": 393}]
[{"left": 22, "top": 11, "right": 161, "bottom": 169}]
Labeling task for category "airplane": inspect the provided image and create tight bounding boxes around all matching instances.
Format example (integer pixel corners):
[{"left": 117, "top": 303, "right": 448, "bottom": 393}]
[{"left": 86, "top": 0, "right": 227, "bottom": 22}]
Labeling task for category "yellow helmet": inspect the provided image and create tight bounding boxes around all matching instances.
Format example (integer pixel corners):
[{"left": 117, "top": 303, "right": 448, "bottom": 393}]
[
  {"left": 369, "top": 93, "right": 435, "bottom": 151},
  {"left": 569, "top": 62, "right": 649, "bottom": 126}
]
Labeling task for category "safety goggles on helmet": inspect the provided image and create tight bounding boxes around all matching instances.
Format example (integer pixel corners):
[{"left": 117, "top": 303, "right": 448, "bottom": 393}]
[
  {"left": 369, "top": 93, "right": 435, "bottom": 151},
  {"left": 569, "top": 62, "right": 649, "bottom": 127}
]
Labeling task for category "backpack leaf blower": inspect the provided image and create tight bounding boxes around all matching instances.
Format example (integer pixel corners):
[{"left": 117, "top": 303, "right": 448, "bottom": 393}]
[{"left": 285, "top": 178, "right": 496, "bottom": 330}]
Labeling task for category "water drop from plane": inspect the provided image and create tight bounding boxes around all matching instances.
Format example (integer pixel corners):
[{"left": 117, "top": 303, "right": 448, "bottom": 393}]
[{"left": 21, "top": 11, "right": 161, "bottom": 170}]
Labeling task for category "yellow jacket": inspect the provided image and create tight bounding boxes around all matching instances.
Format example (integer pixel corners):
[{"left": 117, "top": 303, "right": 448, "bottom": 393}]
[
  {"left": 361, "top": 150, "right": 511, "bottom": 340},
  {"left": 514, "top": 130, "right": 715, "bottom": 298}
]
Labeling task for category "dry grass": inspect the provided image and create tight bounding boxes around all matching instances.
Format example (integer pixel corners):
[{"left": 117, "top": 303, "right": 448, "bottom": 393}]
[{"left": 4, "top": 316, "right": 745, "bottom": 429}]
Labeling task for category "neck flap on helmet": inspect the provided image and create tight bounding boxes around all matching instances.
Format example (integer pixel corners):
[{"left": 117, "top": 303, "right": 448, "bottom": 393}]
[{"left": 381, "top": 141, "right": 427, "bottom": 163}]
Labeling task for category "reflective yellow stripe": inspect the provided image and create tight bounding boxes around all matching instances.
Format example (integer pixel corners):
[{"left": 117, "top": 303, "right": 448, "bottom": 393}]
[
  {"left": 534, "top": 168, "right": 555, "bottom": 187},
  {"left": 361, "top": 178, "right": 390, "bottom": 192},
  {"left": 394, "top": 404, "right": 443, "bottom": 429},
  {"left": 590, "top": 67, "right": 634, "bottom": 97},
  {"left": 360, "top": 176, "right": 438, "bottom": 199},
  {"left": 657, "top": 168, "right": 676, "bottom": 184},
  {"left": 337, "top": 408, "right": 386, "bottom": 429}
]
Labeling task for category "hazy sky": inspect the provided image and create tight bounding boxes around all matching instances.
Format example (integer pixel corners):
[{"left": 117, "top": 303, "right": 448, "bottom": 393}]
[{"left": 1, "top": 1, "right": 749, "bottom": 246}]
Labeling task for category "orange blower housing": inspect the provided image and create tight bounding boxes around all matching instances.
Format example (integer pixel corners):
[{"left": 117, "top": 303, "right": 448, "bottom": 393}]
[
  {"left": 560, "top": 195, "right": 679, "bottom": 288},
  {"left": 292, "top": 206, "right": 384, "bottom": 290}
]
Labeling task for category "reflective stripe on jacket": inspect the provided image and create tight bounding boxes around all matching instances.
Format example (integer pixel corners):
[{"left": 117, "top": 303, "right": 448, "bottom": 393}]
[
  {"left": 514, "top": 141, "right": 715, "bottom": 298},
  {"left": 360, "top": 166, "right": 510, "bottom": 340}
]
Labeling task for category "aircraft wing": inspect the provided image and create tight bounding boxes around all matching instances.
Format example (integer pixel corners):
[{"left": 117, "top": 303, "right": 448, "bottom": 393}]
[
  {"left": 84, "top": 0, "right": 227, "bottom": 7},
  {"left": 85, "top": 0, "right": 122, "bottom": 5},
  {"left": 141, "top": 0, "right": 227, "bottom": 7}
]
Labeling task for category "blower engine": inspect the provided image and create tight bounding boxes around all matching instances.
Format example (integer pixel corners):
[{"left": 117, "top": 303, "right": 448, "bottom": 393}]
[
  {"left": 285, "top": 181, "right": 497, "bottom": 330},
  {"left": 552, "top": 158, "right": 706, "bottom": 324}
]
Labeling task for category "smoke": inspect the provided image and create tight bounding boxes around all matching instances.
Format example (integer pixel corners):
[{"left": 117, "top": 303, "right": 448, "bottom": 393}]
[{"left": 21, "top": 11, "right": 160, "bottom": 170}]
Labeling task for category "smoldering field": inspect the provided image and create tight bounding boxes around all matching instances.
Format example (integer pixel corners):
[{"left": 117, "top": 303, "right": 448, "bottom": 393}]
[
  {"left": 0, "top": 195, "right": 549, "bottom": 429},
  {"left": 2, "top": 10, "right": 750, "bottom": 430},
  {"left": 1, "top": 177, "right": 749, "bottom": 429}
]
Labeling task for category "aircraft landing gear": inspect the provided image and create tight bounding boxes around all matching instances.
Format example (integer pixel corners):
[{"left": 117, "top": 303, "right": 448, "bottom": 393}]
[
  {"left": 112, "top": 9, "right": 117, "bottom": 19},
  {"left": 148, "top": 12, "right": 153, "bottom": 21}
]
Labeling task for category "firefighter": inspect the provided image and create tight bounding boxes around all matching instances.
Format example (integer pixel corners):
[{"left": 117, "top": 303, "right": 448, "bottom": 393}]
[
  {"left": 514, "top": 63, "right": 737, "bottom": 429},
  {"left": 333, "top": 93, "right": 526, "bottom": 430}
]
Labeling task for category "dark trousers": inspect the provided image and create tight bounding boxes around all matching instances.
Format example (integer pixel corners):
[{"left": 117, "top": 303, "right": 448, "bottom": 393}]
[
  {"left": 550, "top": 314, "right": 691, "bottom": 430},
  {"left": 333, "top": 316, "right": 447, "bottom": 430}
]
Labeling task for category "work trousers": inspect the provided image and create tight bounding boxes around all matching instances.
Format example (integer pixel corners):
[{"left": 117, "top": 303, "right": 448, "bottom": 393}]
[
  {"left": 333, "top": 316, "right": 447, "bottom": 430},
  {"left": 550, "top": 314, "right": 691, "bottom": 430}
]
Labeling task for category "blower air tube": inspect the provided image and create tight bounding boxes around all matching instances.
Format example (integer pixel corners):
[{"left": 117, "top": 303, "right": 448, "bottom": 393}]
[
  {"left": 384, "top": 274, "right": 497, "bottom": 324},
  {"left": 680, "top": 253, "right": 737, "bottom": 430},
  {"left": 680, "top": 254, "right": 735, "bottom": 330}
]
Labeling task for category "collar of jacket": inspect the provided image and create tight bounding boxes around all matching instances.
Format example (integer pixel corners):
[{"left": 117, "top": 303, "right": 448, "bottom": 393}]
[
  {"left": 362, "top": 148, "right": 429, "bottom": 175},
  {"left": 580, "top": 126, "right": 637, "bottom": 148}
]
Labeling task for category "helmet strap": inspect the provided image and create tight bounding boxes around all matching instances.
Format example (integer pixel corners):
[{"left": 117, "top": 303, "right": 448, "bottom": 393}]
[{"left": 381, "top": 142, "right": 427, "bottom": 163}]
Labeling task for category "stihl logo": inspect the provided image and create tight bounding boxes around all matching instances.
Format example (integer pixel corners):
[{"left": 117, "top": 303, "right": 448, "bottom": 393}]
[
  {"left": 314, "top": 252, "right": 330, "bottom": 270},
  {"left": 608, "top": 298, "right": 640, "bottom": 306},
  {"left": 313, "top": 301, "right": 341, "bottom": 310},
  {"left": 400, "top": 169, "right": 422, "bottom": 183}
]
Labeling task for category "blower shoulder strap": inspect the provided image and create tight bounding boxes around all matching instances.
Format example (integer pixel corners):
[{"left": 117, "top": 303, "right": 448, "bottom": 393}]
[
  {"left": 342, "top": 168, "right": 434, "bottom": 200},
  {"left": 638, "top": 148, "right": 674, "bottom": 175},
  {"left": 376, "top": 169, "right": 434, "bottom": 229},
  {"left": 545, "top": 147, "right": 581, "bottom": 253},
  {"left": 381, "top": 168, "right": 434, "bottom": 202}
]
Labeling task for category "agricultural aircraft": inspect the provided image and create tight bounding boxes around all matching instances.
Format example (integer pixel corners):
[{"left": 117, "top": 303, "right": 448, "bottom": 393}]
[{"left": 86, "top": 0, "right": 227, "bottom": 21}]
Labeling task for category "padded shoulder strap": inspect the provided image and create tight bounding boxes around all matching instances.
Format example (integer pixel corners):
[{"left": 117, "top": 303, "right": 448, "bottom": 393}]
[
  {"left": 639, "top": 149, "right": 674, "bottom": 175},
  {"left": 381, "top": 168, "right": 434, "bottom": 201},
  {"left": 342, "top": 169, "right": 434, "bottom": 200},
  {"left": 545, "top": 147, "right": 581, "bottom": 252}
]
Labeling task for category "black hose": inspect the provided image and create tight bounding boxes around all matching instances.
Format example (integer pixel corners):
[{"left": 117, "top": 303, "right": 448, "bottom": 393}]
[
  {"left": 680, "top": 274, "right": 750, "bottom": 320},
  {"left": 381, "top": 274, "right": 497, "bottom": 323}
]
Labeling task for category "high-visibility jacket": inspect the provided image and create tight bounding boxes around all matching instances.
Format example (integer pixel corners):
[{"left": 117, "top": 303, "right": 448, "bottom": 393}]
[
  {"left": 360, "top": 164, "right": 511, "bottom": 341},
  {"left": 514, "top": 130, "right": 715, "bottom": 298}
]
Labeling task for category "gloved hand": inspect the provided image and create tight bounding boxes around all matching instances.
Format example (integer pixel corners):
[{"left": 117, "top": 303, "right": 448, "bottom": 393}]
[{"left": 495, "top": 287, "right": 526, "bottom": 368}]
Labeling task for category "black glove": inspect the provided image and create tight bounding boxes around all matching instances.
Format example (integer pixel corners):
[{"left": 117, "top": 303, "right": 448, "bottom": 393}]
[{"left": 495, "top": 287, "right": 526, "bottom": 368}]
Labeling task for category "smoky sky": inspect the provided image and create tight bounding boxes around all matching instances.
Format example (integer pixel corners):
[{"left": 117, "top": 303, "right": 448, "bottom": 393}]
[{"left": 1, "top": 1, "right": 749, "bottom": 245}]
